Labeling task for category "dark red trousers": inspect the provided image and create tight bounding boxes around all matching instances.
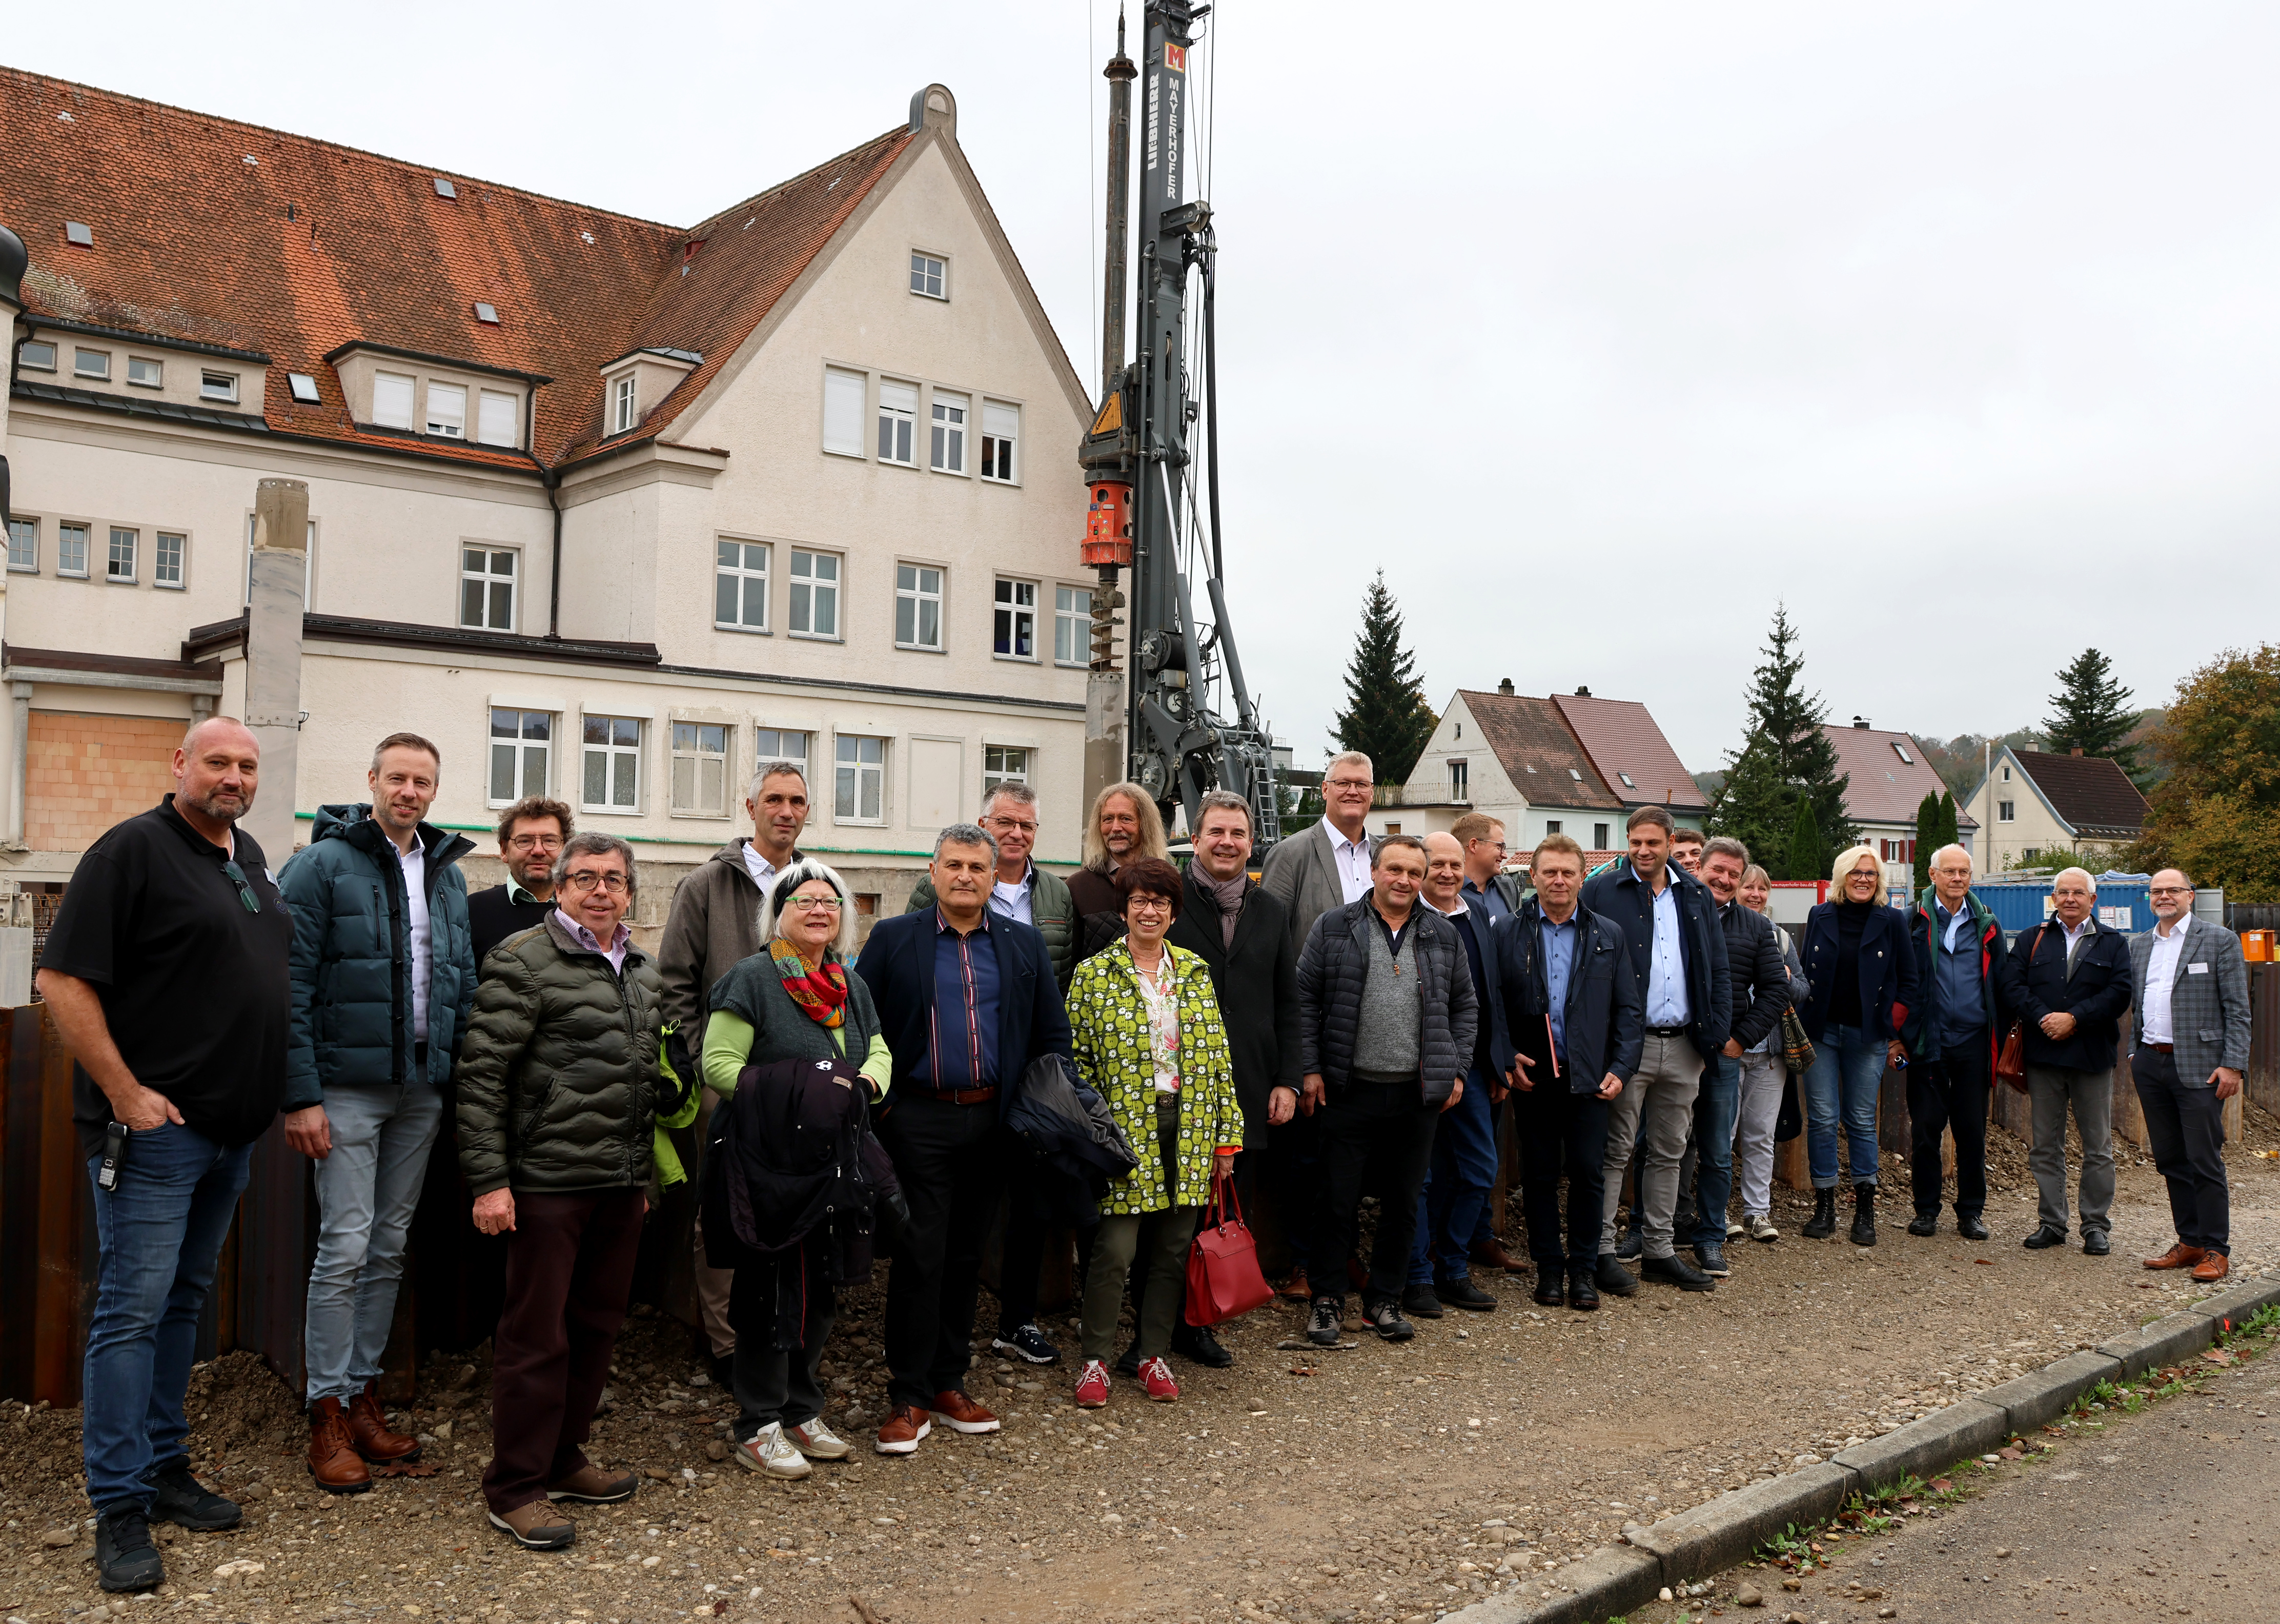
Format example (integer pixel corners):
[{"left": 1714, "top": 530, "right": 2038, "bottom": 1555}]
[{"left": 483, "top": 1187, "right": 644, "bottom": 1513}]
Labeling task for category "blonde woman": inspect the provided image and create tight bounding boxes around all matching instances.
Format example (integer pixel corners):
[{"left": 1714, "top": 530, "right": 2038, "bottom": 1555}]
[
  {"left": 1794, "top": 846, "right": 1920, "bottom": 1246},
  {"left": 1066, "top": 858, "right": 1242, "bottom": 1407}
]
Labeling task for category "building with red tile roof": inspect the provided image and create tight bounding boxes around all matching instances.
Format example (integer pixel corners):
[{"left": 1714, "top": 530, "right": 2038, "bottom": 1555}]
[{"left": 1964, "top": 745, "right": 2147, "bottom": 874}]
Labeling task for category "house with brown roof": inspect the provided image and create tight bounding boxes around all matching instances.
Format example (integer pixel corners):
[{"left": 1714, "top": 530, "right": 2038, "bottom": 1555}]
[
  {"left": 1964, "top": 746, "right": 2148, "bottom": 873},
  {"left": 1819, "top": 720, "right": 1980, "bottom": 898},
  {"left": 0, "top": 72, "right": 1096, "bottom": 927},
  {"left": 1373, "top": 681, "right": 1700, "bottom": 855}
]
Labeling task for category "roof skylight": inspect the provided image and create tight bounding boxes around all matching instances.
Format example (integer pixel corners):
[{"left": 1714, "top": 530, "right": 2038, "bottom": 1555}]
[
  {"left": 434, "top": 177, "right": 457, "bottom": 199},
  {"left": 288, "top": 373, "right": 321, "bottom": 403},
  {"left": 474, "top": 302, "right": 499, "bottom": 324},
  {"left": 65, "top": 221, "right": 92, "bottom": 247}
]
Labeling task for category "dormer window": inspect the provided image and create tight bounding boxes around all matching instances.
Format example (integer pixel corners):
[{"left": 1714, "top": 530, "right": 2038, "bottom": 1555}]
[
  {"left": 426, "top": 382, "right": 467, "bottom": 438},
  {"left": 478, "top": 389, "right": 520, "bottom": 448},
  {"left": 612, "top": 375, "right": 639, "bottom": 435},
  {"left": 19, "top": 341, "right": 55, "bottom": 372},
  {"left": 200, "top": 371, "right": 240, "bottom": 404},
  {"left": 129, "top": 357, "right": 163, "bottom": 389},
  {"left": 75, "top": 348, "right": 111, "bottom": 380},
  {"left": 374, "top": 371, "right": 415, "bottom": 429}
]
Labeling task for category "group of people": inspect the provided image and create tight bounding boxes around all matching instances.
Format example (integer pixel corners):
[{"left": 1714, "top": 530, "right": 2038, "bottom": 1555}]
[{"left": 35, "top": 722, "right": 2254, "bottom": 1594}]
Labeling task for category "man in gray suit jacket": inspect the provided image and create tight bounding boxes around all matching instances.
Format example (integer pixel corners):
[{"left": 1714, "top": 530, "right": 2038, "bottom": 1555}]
[
  {"left": 1260, "top": 752, "right": 1378, "bottom": 958},
  {"left": 2129, "top": 868, "right": 2250, "bottom": 1284}
]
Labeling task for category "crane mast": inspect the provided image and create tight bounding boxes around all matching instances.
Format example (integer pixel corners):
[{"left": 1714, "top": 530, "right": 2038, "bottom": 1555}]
[{"left": 1079, "top": 1, "right": 1280, "bottom": 852}]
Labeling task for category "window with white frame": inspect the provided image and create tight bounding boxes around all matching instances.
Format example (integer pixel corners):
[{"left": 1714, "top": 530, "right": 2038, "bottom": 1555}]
[
  {"left": 489, "top": 708, "right": 553, "bottom": 805},
  {"left": 930, "top": 392, "right": 967, "bottom": 473},
  {"left": 670, "top": 722, "right": 732, "bottom": 817},
  {"left": 1449, "top": 759, "right": 1469, "bottom": 802},
  {"left": 877, "top": 381, "right": 917, "bottom": 465},
  {"left": 18, "top": 341, "right": 54, "bottom": 373},
  {"left": 107, "top": 527, "right": 137, "bottom": 583},
  {"left": 756, "top": 728, "right": 811, "bottom": 776},
  {"left": 835, "top": 735, "right": 886, "bottom": 822},
  {"left": 582, "top": 715, "right": 643, "bottom": 810},
  {"left": 895, "top": 564, "right": 944, "bottom": 651},
  {"left": 788, "top": 550, "right": 839, "bottom": 638},
  {"left": 983, "top": 745, "right": 1031, "bottom": 798},
  {"left": 477, "top": 389, "right": 520, "bottom": 448},
  {"left": 128, "top": 357, "right": 162, "bottom": 389},
  {"left": 57, "top": 523, "right": 89, "bottom": 578},
  {"left": 822, "top": 367, "right": 866, "bottom": 456},
  {"left": 7, "top": 518, "right": 37, "bottom": 573},
  {"left": 981, "top": 402, "right": 1019, "bottom": 482},
  {"left": 1053, "top": 584, "right": 1091, "bottom": 665},
  {"left": 715, "top": 539, "right": 769, "bottom": 632},
  {"left": 373, "top": 371, "right": 415, "bottom": 429},
  {"left": 200, "top": 371, "right": 239, "bottom": 404},
  {"left": 154, "top": 532, "right": 186, "bottom": 589},
  {"left": 425, "top": 382, "right": 466, "bottom": 438},
  {"left": 460, "top": 547, "right": 517, "bottom": 631},
  {"left": 993, "top": 578, "right": 1037, "bottom": 659},
  {"left": 909, "top": 252, "right": 946, "bottom": 298},
  {"left": 74, "top": 349, "right": 110, "bottom": 381},
  {"left": 610, "top": 374, "right": 639, "bottom": 435},
  {"left": 1998, "top": 801, "right": 2016, "bottom": 822}
]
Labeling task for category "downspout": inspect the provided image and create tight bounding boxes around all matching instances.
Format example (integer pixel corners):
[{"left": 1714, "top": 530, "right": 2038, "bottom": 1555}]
[{"left": 527, "top": 448, "right": 562, "bottom": 640}]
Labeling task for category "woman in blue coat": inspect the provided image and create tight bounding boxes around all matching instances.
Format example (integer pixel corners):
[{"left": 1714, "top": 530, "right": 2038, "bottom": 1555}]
[{"left": 1794, "top": 845, "right": 1920, "bottom": 1248}]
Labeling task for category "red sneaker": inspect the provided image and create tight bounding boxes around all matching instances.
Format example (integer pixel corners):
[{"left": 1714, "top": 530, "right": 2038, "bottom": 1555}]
[
  {"left": 1138, "top": 1356, "right": 1179, "bottom": 1403},
  {"left": 1074, "top": 1359, "right": 1110, "bottom": 1409}
]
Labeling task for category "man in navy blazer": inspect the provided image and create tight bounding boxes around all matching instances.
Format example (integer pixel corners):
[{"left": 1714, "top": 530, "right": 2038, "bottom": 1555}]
[
  {"left": 1401, "top": 834, "right": 1518, "bottom": 1318},
  {"left": 854, "top": 824, "right": 1072, "bottom": 1458}
]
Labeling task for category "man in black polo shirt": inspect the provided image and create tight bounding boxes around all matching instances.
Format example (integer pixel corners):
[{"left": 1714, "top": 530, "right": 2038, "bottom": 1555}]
[{"left": 36, "top": 717, "right": 293, "bottom": 1594}]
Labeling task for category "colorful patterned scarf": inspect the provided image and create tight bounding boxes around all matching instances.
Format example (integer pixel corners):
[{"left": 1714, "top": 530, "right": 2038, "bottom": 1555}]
[{"left": 769, "top": 937, "right": 848, "bottom": 1028}]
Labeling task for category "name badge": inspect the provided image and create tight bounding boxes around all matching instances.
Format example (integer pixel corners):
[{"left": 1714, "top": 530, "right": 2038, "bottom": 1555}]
[{"left": 2187, "top": 962, "right": 2209, "bottom": 975}]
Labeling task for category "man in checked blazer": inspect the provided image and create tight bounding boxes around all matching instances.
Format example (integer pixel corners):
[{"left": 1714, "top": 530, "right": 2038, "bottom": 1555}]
[{"left": 2129, "top": 868, "right": 2250, "bottom": 1284}]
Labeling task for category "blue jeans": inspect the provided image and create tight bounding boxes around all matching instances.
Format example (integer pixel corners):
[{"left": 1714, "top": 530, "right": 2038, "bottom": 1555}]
[
  {"left": 305, "top": 1082, "right": 445, "bottom": 1404},
  {"left": 83, "top": 1122, "right": 253, "bottom": 1512},
  {"left": 1409, "top": 1065, "right": 1499, "bottom": 1284},
  {"left": 1690, "top": 1053, "right": 1741, "bottom": 1248},
  {"left": 1803, "top": 1024, "right": 1885, "bottom": 1188}
]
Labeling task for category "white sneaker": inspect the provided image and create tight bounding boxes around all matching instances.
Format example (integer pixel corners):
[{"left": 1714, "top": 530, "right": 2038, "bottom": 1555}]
[
  {"left": 735, "top": 1422, "right": 811, "bottom": 1479},
  {"left": 1725, "top": 1219, "right": 1745, "bottom": 1240},
  {"left": 1747, "top": 1214, "right": 1780, "bottom": 1244},
  {"left": 786, "top": 1418, "right": 851, "bottom": 1460}
]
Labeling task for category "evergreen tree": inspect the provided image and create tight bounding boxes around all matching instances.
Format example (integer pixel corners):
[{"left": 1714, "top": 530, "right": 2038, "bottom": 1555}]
[
  {"left": 2044, "top": 647, "right": 2144, "bottom": 783},
  {"left": 1330, "top": 572, "right": 1437, "bottom": 785},
  {"left": 1936, "top": 790, "right": 1959, "bottom": 861},
  {"left": 1911, "top": 791, "right": 1939, "bottom": 898},
  {"left": 1786, "top": 799, "right": 1826, "bottom": 889},
  {"left": 1707, "top": 606, "right": 1858, "bottom": 873}
]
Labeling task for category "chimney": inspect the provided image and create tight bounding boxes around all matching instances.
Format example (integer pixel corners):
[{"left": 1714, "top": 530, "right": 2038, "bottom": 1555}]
[
  {"left": 2070, "top": 746, "right": 2083, "bottom": 756},
  {"left": 1497, "top": 678, "right": 1514, "bottom": 695},
  {"left": 242, "top": 478, "right": 309, "bottom": 863},
  {"left": 1853, "top": 716, "right": 1870, "bottom": 729},
  {"left": 1575, "top": 685, "right": 1591, "bottom": 698}
]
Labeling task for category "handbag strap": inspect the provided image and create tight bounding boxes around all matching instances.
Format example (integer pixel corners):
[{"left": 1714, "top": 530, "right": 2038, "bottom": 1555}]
[{"left": 1206, "top": 1169, "right": 1243, "bottom": 1231}]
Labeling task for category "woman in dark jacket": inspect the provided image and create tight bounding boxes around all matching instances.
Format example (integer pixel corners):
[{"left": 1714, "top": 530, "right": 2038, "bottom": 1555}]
[
  {"left": 701, "top": 858, "right": 889, "bottom": 1481},
  {"left": 1794, "top": 845, "right": 1920, "bottom": 1247}
]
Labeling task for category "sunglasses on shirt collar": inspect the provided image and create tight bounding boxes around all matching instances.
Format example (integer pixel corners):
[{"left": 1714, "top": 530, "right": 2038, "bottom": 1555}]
[{"left": 221, "top": 860, "right": 262, "bottom": 914}]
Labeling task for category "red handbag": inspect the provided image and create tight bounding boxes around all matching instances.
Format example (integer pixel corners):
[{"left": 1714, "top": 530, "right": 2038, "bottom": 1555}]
[{"left": 1184, "top": 1173, "right": 1275, "bottom": 1328}]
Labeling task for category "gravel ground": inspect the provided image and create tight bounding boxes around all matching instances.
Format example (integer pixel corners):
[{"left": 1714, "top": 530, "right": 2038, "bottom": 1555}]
[{"left": 4, "top": 1108, "right": 2275, "bottom": 1624}]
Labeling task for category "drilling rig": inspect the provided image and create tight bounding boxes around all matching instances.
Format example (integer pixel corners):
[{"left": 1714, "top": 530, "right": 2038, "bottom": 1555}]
[{"left": 1078, "top": 2, "right": 1281, "bottom": 851}]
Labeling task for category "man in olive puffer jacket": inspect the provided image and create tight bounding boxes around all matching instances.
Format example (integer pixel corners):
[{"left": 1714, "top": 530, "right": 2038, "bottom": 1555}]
[{"left": 455, "top": 832, "right": 662, "bottom": 1550}]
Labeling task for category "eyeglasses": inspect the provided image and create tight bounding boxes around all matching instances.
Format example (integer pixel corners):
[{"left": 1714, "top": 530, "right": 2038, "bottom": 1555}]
[
  {"left": 1325, "top": 777, "right": 1373, "bottom": 792},
  {"left": 2149, "top": 886, "right": 2190, "bottom": 897},
  {"left": 1127, "top": 898, "right": 1172, "bottom": 915},
  {"left": 785, "top": 896, "right": 843, "bottom": 911},
  {"left": 220, "top": 860, "right": 261, "bottom": 914},
  {"left": 505, "top": 834, "right": 562, "bottom": 853},
  {"left": 986, "top": 816, "right": 1040, "bottom": 834},
  {"left": 1472, "top": 840, "right": 1509, "bottom": 856},
  {"left": 563, "top": 870, "right": 629, "bottom": 895}
]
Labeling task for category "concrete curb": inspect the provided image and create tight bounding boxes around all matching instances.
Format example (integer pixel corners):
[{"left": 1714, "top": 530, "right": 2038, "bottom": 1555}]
[{"left": 1443, "top": 1272, "right": 2279, "bottom": 1624}]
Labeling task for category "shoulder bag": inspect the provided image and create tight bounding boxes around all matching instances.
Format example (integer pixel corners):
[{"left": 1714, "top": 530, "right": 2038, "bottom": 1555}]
[{"left": 1993, "top": 923, "right": 2048, "bottom": 1093}]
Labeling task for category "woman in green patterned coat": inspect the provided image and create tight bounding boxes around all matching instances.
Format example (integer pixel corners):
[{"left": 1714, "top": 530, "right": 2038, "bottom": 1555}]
[{"left": 1067, "top": 857, "right": 1242, "bottom": 1408}]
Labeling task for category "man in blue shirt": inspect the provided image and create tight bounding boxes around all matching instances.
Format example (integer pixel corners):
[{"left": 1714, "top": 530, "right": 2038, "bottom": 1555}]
[{"left": 1900, "top": 845, "right": 2008, "bottom": 1242}]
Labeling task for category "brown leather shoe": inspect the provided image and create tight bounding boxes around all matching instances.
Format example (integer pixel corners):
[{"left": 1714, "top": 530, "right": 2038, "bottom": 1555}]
[
  {"left": 1279, "top": 1270, "right": 1313, "bottom": 1302},
  {"left": 2143, "top": 1242, "right": 2207, "bottom": 1271},
  {"left": 873, "top": 1404, "right": 931, "bottom": 1456},
  {"left": 1472, "top": 1237, "right": 1531, "bottom": 1276},
  {"left": 546, "top": 1464, "right": 636, "bottom": 1504},
  {"left": 345, "top": 1382, "right": 421, "bottom": 1464},
  {"left": 2191, "top": 1252, "right": 2230, "bottom": 1284},
  {"left": 487, "top": 1499, "right": 576, "bottom": 1550},
  {"left": 928, "top": 1390, "right": 1001, "bottom": 1434},
  {"left": 307, "top": 1399, "right": 372, "bottom": 1494}
]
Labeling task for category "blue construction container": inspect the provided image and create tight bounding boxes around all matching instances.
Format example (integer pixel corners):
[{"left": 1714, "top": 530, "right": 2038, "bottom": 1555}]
[{"left": 1972, "top": 878, "right": 2154, "bottom": 935}]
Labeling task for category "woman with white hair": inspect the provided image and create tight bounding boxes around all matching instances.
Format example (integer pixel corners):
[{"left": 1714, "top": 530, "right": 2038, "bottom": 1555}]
[
  {"left": 700, "top": 858, "right": 891, "bottom": 1479},
  {"left": 1733, "top": 864, "right": 1809, "bottom": 1243},
  {"left": 1793, "top": 845, "right": 1919, "bottom": 1247}
]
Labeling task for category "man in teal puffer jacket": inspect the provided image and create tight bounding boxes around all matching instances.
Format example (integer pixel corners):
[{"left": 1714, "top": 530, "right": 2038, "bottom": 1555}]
[{"left": 278, "top": 733, "right": 476, "bottom": 1494}]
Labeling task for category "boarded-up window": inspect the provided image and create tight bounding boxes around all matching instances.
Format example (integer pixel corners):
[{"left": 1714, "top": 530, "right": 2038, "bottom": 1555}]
[
  {"left": 907, "top": 737, "right": 963, "bottom": 831},
  {"left": 823, "top": 368, "right": 866, "bottom": 456}
]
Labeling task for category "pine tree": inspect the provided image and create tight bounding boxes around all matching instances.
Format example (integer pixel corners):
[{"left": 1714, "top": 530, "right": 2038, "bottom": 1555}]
[
  {"left": 2044, "top": 647, "right": 2144, "bottom": 782},
  {"left": 1787, "top": 800, "right": 1826, "bottom": 889},
  {"left": 1936, "top": 790, "right": 1959, "bottom": 861},
  {"left": 1911, "top": 791, "right": 1939, "bottom": 898},
  {"left": 1708, "top": 606, "right": 1858, "bottom": 874},
  {"left": 1330, "top": 571, "right": 1437, "bottom": 785}
]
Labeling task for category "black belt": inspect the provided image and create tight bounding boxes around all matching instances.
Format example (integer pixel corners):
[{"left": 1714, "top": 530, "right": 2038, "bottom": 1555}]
[{"left": 1643, "top": 1025, "right": 1689, "bottom": 1038}]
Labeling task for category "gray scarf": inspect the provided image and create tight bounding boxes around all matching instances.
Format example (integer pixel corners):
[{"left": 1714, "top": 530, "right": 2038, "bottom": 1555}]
[{"left": 1198, "top": 869, "right": 1249, "bottom": 949}]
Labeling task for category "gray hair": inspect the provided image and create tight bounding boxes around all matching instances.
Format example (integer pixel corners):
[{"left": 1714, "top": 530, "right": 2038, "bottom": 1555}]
[
  {"left": 1081, "top": 781, "right": 1170, "bottom": 871},
  {"left": 1701, "top": 835, "right": 1749, "bottom": 867},
  {"left": 746, "top": 759, "right": 809, "bottom": 802},
  {"left": 755, "top": 857, "right": 859, "bottom": 960},
  {"left": 2052, "top": 866, "right": 2096, "bottom": 893},
  {"left": 551, "top": 831, "right": 639, "bottom": 905},
  {"left": 1195, "top": 788, "right": 1253, "bottom": 836},
  {"left": 1928, "top": 843, "right": 1974, "bottom": 872},
  {"left": 1324, "top": 750, "right": 1374, "bottom": 782},
  {"left": 933, "top": 823, "right": 1000, "bottom": 864},
  {"left": 981, "top": 780, "right": 1039, "bottom": 818}
]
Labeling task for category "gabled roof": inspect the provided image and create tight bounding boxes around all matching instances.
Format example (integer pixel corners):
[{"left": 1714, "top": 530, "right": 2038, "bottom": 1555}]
[
  {"left": 1551, "top": 691, "right": 1708, "bottom": 810},
  {"left": 2009, "top": 749, "right": 2149, "bottom": 838},
  {"left": 1821, "top": 723, "right": 1978, "bottom": 830},
  {"left": 0, "top": 67, "right": 912, "bottom": 470},
  {"left": 1452, "top": 689, "right": 1622, "bottom": 810}
]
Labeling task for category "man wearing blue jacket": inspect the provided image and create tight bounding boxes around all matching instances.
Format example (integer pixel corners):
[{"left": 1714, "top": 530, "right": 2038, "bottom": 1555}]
[
  {"left": 279, "top": 733, "right": 476, "bottom": 1493},
  {"left": 1579, "top": 807, "right": 1731, "bottom": 1295},
  {"left": 1901, "top": 845, "right": 2010, "bottom": 1241}
]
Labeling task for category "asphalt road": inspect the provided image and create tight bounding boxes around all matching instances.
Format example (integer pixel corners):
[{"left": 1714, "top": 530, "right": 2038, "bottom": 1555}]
[{"left": 1808, "top": 1339, "right": 2280, "bottom": 1624}]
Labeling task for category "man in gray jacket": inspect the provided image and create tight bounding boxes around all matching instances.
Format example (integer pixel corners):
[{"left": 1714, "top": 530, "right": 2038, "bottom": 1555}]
[
  {"left": 1296, "top": 835, "right": 1476, "bottom": 1347},
  {"left": 658, "top": 759, "right": 809, "bottom": 1377},
  {"left": 1692, "top": 838, "right": 1789, "bottom": 1277},
  {"left": 1260, "top": 751, "right": 1378, "bottom": 957},
  {"left": 2130, "top": 869, "right": 2250, "bottom": 1284}
]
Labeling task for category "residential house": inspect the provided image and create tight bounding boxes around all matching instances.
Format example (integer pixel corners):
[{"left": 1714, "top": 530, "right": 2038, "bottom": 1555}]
[
  {"left": 1965, "top": 746, "right": 2148, "bottom": 873},
  {"left": 1820, "top": 719, "right": 1979, "bottom": 900}
]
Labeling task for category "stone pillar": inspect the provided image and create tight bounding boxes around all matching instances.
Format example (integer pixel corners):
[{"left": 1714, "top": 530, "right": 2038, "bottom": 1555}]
[{"left": 242, "top": 479, "right": 308, "bottom": 865}]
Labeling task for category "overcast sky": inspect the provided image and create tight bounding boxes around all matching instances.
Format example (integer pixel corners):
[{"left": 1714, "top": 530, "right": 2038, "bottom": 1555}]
[{"left": 14, "top": 2, "right": 2276, "bottom": 772}]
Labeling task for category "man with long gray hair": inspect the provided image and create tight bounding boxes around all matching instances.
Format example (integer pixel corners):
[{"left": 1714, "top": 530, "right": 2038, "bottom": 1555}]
[
  {"left": 1067, "top": 781, "right": 1171, "bottom": 920},
  {"left": 1901, "top": 843, "right": 2010, "bottom": 1240}
]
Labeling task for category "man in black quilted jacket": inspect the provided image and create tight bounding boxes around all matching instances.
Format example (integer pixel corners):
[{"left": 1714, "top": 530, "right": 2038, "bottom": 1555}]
[{"left": 1295, "top": 834, "right": 1476, "bottom": 1346}]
